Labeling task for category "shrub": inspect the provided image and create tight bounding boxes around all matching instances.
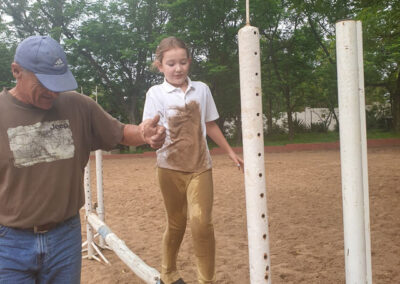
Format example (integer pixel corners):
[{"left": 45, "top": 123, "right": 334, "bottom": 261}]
[
  {"left": 366, "top": 105, "right": 392, "bottom": 130},
  {"left": 292, "top": 119, "right": 309, "bottom": 133},
  {"left": 310, "top": 121, "right": 329, "bottom": 133},
  {"left": 266, "top": 123, "right": 287, "bottom": 135}
]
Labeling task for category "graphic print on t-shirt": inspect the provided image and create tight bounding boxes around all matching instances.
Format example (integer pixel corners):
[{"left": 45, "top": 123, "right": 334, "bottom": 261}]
[{"left": 7, "top": 120, "right": 75, "bottom": 168}]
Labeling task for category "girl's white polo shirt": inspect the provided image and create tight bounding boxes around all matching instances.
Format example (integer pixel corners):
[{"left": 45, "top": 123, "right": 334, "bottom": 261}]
[{"left": 143, "top": 78, "right": 219, "bottom": 172}]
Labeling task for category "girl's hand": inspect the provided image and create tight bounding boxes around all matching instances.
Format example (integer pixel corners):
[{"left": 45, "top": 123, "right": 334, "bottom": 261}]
[{"left": 229, "top": 152, "right": 244, "bottom": 173}]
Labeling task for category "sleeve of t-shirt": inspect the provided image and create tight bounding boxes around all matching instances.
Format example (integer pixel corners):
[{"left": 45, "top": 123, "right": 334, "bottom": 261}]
[
  {"left": 142, "top": 89, "right": 162, "bottom": 122},
  {"left": 204, "top": 84, "right": 219, "bottom": 122},
  {"left": 86, "top": 97, "right": 124, "bottom": 151}
]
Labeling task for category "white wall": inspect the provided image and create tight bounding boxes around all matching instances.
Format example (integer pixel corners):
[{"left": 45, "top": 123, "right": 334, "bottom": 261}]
[
  {"left": 223, "top": 107, "right": 340, "bottom": 138},
  {"left": 274, "top": 107, "right": 339, "bottom": 131}
]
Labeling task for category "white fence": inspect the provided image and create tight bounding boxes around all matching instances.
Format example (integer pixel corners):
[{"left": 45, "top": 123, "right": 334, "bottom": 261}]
[
  {"left": 223, "top": 107, "right": 339, "bottom": 137},
  {"left": 275, "top": 107, "right": 339, "bottom": 131}
]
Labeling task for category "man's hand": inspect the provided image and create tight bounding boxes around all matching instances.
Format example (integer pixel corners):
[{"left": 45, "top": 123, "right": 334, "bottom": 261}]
[
  {"left": 139, "top": 115, "right": 166, "bottom": 149},
  {"left": 121, "top": 115, "right": 166, "bottom": 148}
]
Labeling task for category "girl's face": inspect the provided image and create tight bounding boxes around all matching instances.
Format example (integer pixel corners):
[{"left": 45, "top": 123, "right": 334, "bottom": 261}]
[{"left": 158, "top": 47, "right": 191, "bottom": 90}]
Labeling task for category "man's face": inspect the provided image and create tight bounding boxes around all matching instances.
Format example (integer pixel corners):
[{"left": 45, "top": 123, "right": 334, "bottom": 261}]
[
  {"left": 21, "top": 71, "right": 59, "bottom": 110},
  {"left": 12, "top": 64, "right": 59, "bottom": 110}
]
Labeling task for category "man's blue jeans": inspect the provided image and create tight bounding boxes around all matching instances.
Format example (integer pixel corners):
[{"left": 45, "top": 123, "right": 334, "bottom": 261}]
[{"left": 0, "top": 214, "right": 82, "bottom": 284}]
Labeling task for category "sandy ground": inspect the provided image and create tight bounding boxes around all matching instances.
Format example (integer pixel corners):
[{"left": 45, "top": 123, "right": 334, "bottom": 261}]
[{"left": 80, "top": 145, "right": 400, "bottom": 284}]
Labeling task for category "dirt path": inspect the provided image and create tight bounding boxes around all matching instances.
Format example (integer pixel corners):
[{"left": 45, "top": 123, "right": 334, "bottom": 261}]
[{"left": 80, "top": 145, "right": 400, "bottom": 283}]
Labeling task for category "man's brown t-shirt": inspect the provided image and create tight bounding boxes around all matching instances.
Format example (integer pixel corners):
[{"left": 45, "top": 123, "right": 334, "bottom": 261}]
[{"left": 0, "top": 89, "right": 124, "bottom": 228}]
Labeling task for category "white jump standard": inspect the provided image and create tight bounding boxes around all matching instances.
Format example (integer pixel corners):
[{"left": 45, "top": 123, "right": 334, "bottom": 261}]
[
  {"left": 82, "top": 155, "right": 161, "bottom": 284},
  {"left": 238, "top": 1, "right": 272, "bottom": 282},
  {"left": 336, "top": 19, "right": 373, "bottom": 284}
]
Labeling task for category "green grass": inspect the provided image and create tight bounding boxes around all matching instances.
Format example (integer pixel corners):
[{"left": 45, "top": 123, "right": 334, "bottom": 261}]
[
  {"left": 119, "top": 145, "right": 153, "bottom": 154},
  {"left": 120, "top": 129, "right": 399, "bottom": 154},
  {"left": 366, "top": 129, "right": 400, "bottom": 139},
  {"left": 264, "top": 132, "right": 339, "bottom": 146},
  {"left": 263, "top": 130, "right": 400, "bottom": 146}
]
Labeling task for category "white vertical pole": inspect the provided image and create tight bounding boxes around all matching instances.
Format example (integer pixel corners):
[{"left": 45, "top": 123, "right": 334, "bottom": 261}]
[
  {"left": 84, "top": 160, "right": 95, "bottom": 258},
  {"left": 356, "top": 21, "right": 373, "bottom": 284},
  {"left": 94, "top": 85, "right": 106, "bottom": 248},
  {"left": 95, "top": 150, "right": 106, "bottom": 247},
  {"left": 336, "top": 19, "right": 371, "bottom": 283},
  {"left": 238, "top": 25, "right": 271, "bottom": 284}
]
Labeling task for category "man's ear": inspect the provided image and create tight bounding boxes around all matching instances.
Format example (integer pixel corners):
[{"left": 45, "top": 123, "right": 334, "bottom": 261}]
[{"left": 11, "top": 62, "right": 23, "bottom": 79}]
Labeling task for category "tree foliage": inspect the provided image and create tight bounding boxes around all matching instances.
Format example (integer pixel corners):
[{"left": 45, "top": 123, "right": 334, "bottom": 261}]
[
  {"left": 357, "top": 0, "right": 400, "bottom": 131},
  {"left": 1, "top": 0, "right": 399, "bottom": 134},
  {"left": 0, "top": 21, "right": 15, "bottom": 89}
]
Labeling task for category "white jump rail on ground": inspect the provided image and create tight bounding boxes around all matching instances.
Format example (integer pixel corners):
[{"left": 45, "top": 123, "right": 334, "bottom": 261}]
[
  {"left": 83, "top": 152, "right": 161, "bottom": 284},
  {"left": 336, "top": 20, "right": 372, "bottom": 283},
  {"left": 87, "top": 212, "right": 160, "bottom": 283}
]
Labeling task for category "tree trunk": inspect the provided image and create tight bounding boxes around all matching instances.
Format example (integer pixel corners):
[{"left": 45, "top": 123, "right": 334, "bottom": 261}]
[
  {"left": 284, "top": 88, "right": 294, "bottom": 140},
  {"left": 393, "top": 70, "right": 400, "bottom": 132},
  {"left": 126, "top": 89, "right": 137, "bottom": 125},
  {"left": 265, "top": 66, "right": 273, "bottom": 135},
  {"left": 128, "top": 92, "right": 138, "bottom": 152},
  {"left": 235, "top": 116, "right": 242, "bottom": 146},
  {"left": 51, "top": 0, "right": 64, "bottom": 42},
  {"left": 266, "top": 96, "right": 273, "bottom": 134},
  {"left": 328, "top": 103, "right": 339, "bottom": 131}
]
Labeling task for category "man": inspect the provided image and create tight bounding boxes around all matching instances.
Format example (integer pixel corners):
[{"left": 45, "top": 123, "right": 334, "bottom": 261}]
[{"left": 0, "top": 35, "right": 165, "bottom": 283}]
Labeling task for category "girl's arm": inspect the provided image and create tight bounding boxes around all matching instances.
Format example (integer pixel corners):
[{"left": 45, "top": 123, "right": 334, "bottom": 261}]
[{"left": 206, "top": 121, "right": 244, "bottom": 171}]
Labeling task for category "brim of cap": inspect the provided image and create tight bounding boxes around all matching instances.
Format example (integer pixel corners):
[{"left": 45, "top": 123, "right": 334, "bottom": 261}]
[{"left": 35, "top": 69, "right": 78, "bottom": 92}]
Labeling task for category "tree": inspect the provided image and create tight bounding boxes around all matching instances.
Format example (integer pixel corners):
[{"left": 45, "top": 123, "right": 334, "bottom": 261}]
[
  {"left": 65, "top": 0, "right": 168, "bottom": 123},
  {"left": 163, "top": 0, "right": 243, "bottom": 140},
  {"left": 0, "top": 0, "right": 167, "bottom": 124},
  {"left": 291, "top": 0, "right": 355, "bottom": 129},
  {"left": 357, "top": 0, "right": 400, "bottom": 132},
  {"left": 0, "top": 20, "right": 15, "bottom": 89},
  {"left": 255, "top": 0, "right": 322, "bottom": 139},
  {"left": 2, "top": 0, "right": 397, "bottom": 135}
]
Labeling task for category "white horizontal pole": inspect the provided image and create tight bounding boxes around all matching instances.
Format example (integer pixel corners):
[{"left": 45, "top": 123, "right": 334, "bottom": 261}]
[{"left": 87, "top": 213, "right": 160, "bottom": 284}]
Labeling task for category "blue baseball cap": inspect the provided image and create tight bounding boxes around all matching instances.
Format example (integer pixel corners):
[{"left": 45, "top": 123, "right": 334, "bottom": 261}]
[{"left": 14, "top": 35, "right": 78, "bottom": 92}]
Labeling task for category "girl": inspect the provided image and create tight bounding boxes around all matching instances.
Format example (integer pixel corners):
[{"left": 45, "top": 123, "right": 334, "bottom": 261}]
[{"left": 143, "top": 36, "right": 243, "bottom": 284}]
